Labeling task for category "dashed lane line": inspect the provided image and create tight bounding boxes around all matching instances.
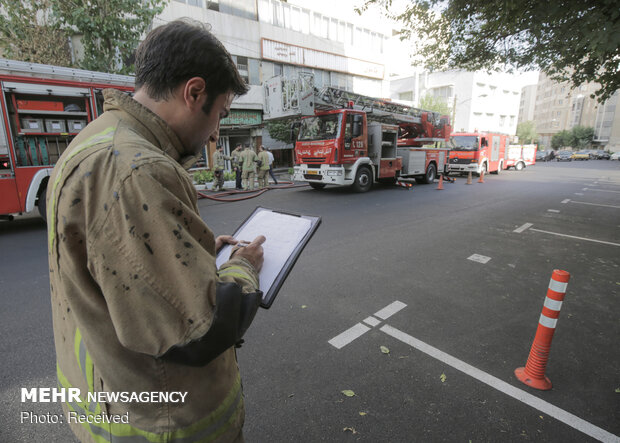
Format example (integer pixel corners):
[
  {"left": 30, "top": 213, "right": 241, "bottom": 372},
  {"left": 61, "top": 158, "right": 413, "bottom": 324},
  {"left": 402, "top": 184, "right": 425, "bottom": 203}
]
[{"left": 514, "top": 223, "right": 620, "bottom": 247}]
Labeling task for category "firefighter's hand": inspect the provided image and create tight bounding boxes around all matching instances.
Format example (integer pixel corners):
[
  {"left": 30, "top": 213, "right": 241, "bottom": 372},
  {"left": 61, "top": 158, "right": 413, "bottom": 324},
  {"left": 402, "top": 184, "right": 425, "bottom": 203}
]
[
  {"left": 231, "top": 235, "right": 265, "bottom": 272},
  {"left": 215, "top": 235, "right": 237, "bottom": 252}
]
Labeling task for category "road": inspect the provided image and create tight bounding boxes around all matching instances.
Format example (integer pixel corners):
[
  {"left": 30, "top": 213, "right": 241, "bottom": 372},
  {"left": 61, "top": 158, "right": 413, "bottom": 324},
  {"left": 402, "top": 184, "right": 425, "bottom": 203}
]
[{"left": 1, "top": 160, "right": 619, "bottom": 442}]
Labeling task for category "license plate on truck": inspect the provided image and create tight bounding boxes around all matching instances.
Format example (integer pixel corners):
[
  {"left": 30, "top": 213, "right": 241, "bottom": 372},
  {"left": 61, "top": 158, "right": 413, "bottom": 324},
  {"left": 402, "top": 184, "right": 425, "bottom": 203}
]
[{"left": 306, "top": 170, "right": 320, "bottom": 175}]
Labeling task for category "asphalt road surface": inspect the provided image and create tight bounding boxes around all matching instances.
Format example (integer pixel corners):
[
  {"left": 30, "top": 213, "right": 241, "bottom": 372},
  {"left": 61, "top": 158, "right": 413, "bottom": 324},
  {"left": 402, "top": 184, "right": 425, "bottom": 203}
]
[{"left": 1, "top": 160, "right": 619, "bottom": 442}]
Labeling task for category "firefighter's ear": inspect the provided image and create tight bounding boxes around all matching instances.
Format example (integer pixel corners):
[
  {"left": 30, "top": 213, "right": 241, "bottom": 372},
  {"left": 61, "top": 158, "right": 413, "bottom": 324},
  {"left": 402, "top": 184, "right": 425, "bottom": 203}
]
[{"left": 183, "top": 77, "right": 207, "bottom": 108}]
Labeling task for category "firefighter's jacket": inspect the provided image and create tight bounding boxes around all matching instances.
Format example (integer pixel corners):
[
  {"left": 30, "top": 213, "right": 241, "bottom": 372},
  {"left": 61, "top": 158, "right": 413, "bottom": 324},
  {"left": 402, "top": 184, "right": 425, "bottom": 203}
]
[
  {"left": 47, "top": 89, "right": 259, "bottom": 442},
  {"left": 231, "top": 148, "right": 242, "bottom": 169},
  {"left": 213, "top": 149, "right": 228, "bottom": 171},
  {"left": 240, "top": 148, "right": 258, "bottom": 172},
  {"left": 257, "top": 151, "right": 270, "bottom": 171}
]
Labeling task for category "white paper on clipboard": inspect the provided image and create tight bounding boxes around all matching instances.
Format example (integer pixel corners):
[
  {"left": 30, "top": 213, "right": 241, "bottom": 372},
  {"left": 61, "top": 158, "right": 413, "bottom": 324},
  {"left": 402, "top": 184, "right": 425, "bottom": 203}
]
[{"left": 216, "top": 208, "right": 319, "bottom": 306}]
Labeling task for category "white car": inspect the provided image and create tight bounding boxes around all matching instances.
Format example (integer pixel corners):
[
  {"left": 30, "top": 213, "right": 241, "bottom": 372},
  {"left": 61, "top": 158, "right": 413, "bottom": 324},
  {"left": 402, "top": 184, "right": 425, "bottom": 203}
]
[{"left": 611, "top": 152, "right": 620, "bottom": 161}]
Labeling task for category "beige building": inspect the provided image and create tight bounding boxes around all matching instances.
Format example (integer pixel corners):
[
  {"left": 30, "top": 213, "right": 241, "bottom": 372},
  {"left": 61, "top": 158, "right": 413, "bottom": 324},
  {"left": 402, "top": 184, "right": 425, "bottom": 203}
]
[
  {"left": 518, "top": 83, "right": 537, "bottom": 125},
  {"left": 593, "top": 91, "right": 620, "bottom": 152},
  {"left": 534, "top": 72, "right": 600, "bottom": 148}
]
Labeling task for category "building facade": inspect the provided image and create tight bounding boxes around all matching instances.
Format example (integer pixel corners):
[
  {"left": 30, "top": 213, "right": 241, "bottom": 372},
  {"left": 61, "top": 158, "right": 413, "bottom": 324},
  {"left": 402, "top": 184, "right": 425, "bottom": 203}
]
[
  {"left": 518, "top": 83, "right": 538, "bottom": 125},
  {"left": 390, "top": 70, "right": 523, "bottom": 135},
  {"left": 157, "top": 0, "right": 390, "bottom": 168}
]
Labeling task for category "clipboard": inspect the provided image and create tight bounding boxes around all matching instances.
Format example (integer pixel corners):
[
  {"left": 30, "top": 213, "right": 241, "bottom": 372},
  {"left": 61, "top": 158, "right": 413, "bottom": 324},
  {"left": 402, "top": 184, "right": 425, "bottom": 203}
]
[{"left": 216, "top": 206, "right": 321, "bottom": 308}]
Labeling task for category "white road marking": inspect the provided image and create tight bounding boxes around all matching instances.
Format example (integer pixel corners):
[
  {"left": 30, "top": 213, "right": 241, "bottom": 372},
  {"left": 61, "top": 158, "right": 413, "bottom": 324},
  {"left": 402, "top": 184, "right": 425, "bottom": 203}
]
[
  {"left": 374, "top": 301, "right": 407, "bottom": 320},
  {"left": 547, "top": 209, "right": 560, "bottom": 213},
  {"left": 363, "top": 316, "right": 381, "bottom": 327},
  {"left": 529, "top": 228, "right": 620, "bottom": 247},
  {"left": 585, "top": 188, "right": 620, "bottom": 194},
  {"left": 561, "top": 199, "right": 570, "bottom": 204},
  {"left": 514, "top": 223, "right": 533, "bottom": 233},
  {"left": 570, "top": 201, "right": 620, "bottom": 209},
  {"left": 574, "top": 193, "right": 584, "bottom": 196},
  {"left": 328, "top": 323, "right": 370, "bottom": 349},
  {"left": 380, "top": 325, "right": 620, "bottom": 443},
  {"left": 468, "top": 254, "right": 491, "bottom": 264}
]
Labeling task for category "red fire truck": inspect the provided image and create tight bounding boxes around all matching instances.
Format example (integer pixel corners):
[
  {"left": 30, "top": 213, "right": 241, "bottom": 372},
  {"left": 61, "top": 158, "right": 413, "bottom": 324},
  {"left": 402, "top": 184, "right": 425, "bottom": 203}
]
[
  {"left": 263, "top": 73, "right": 451, "bottom": 192},
  {"left": 0, "top": 59, "right": 134, "bottom": 221},
  {"left": 447, "top": 132, "right": 508, "bottom": 176},
  {"left": 506, "top": 144, "right": 537, "bottom": 170}
]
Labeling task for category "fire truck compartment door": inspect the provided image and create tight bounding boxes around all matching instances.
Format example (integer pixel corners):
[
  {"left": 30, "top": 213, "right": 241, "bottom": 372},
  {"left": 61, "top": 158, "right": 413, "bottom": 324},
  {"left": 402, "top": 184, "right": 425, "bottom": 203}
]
[
  {"left": 491, "top": 137, "right": 500, "bottom": 161},
  {"left": 405, "top": 151, "right": 426, "bottom": 175},
  {"left": 2, "top": 81, "right": 90, "bottom": 97}
]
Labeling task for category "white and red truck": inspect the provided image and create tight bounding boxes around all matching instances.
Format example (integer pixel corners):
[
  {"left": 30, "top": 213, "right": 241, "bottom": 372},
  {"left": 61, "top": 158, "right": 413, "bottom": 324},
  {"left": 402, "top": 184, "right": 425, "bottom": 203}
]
[
  {"left": 0, "top": 58, "right": 134, "bottom": 221},
  {"left": 263, "top": 73, "right": 451, "bottom": 192},
  {"left": 447, "top": 132, "right": 508, "bottom": 176},
  {"left": 506, "top": 144, "right": 537, "bottom": 170}
]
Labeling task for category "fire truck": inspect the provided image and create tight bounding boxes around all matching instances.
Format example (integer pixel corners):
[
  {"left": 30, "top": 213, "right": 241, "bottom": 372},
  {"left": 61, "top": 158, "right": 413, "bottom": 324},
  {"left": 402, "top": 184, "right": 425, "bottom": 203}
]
[
  {"left": 447, "top": 132, "right": 508, "bottom": 176},
  {"left": 0, "top": 59, "right": 134, "bottom": 221},
  {"left": 506, "top": 144, "right": 537, "bottom": 170},
  {"left": 263, "top": 73, "right": 451, "bottom": 192}
]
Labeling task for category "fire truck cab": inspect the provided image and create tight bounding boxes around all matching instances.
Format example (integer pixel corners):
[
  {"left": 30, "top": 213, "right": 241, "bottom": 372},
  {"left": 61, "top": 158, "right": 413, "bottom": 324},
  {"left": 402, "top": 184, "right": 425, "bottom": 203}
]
[{"left": 447, "top": 132, "right": 508, "bottom": 175}]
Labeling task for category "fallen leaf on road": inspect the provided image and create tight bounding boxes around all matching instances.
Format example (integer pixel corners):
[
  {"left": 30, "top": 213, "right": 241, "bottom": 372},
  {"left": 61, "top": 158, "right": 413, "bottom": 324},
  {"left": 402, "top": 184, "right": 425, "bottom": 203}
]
[
  {"left": 359, "top": 411, "right": 367, "bottom": 416},
  {"left": 380, "top": 346, "right": 390, "bottom": 354},
  {"left": 615, "top": 388, "right": 620, "bottom": 393},
  {"left": 301, "top": 305, "right": 307, "bottom": 309},
  {"left": 341, "top": 390, "right": 355, "bottom": 397},
  {"left": 343, "top": 427, "right": 357, "bottom": 434},
  {"left": 440, "top": 373, "right": 447, "bottom": 383}
]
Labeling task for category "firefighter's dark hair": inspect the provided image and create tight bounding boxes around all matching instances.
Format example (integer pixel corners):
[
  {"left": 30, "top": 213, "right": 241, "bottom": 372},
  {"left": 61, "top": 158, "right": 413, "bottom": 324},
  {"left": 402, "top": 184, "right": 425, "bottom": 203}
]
[{"left": 134, "top": 19, "right": 248, "bottom": 114}]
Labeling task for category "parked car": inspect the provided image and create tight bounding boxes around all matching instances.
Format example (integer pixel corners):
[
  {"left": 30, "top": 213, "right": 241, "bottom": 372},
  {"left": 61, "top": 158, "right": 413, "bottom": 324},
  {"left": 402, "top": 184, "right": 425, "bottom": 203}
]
[
  {"left": 611, "top": 152, "right": 620, "bottom": 161},
  {"left": 556, "top": 151, "right": 573, "bottom": 161},
  {"left": 595, "top": 150, "right": 610, "bottom": 160},
  {"left": 571, "top": 150, "right": 590, "bottom": 160}
]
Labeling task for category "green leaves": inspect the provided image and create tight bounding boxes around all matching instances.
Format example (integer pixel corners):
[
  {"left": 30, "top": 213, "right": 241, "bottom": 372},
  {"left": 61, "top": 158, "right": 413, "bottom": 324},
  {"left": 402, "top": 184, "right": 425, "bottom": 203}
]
[{"left": 359, "top": 0, "right": 620, "bottom": 102}]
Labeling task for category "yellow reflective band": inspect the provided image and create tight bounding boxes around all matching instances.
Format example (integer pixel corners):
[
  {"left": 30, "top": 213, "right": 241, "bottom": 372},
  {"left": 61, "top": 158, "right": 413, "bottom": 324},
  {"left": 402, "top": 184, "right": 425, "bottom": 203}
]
[
  {"left": 48, "top": 127, "right": 116, "bottom": 249},
  {"left": 219, "top": 265, "right": 258, "bottom": 287}
]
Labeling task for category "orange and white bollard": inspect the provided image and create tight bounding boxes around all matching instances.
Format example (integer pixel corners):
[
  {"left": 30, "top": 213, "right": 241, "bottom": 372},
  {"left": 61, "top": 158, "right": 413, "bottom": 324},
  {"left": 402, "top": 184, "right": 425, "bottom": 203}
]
[
  {"left": 515, "top": 269, "right": 570, "bottom": 390},
  {"left": 478, "top": 169, "right": 485, "bottom": 183},
  {"left": 436, "top": 175, "right": 444, "bottom": 190},
  {"left": 466, "top": 172, "right": 473, "bottom": 185}
]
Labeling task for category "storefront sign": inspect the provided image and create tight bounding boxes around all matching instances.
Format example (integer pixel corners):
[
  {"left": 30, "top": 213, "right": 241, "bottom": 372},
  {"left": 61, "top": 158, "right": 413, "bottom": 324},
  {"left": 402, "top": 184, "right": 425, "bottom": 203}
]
[{"left": 220, "top": 109, "right": 262, "bottom": 126}]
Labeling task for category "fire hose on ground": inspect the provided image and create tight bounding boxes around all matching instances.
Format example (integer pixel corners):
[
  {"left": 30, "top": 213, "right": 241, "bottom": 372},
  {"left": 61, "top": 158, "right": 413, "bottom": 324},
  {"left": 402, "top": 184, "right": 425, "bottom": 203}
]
[{"left": 197, "top": 181, "right": 308, "bottom": 202}]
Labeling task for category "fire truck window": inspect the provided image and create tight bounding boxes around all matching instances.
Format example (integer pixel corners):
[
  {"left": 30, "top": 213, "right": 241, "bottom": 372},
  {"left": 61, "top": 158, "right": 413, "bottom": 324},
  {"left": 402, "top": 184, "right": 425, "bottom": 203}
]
[
  {"left": 345, "top": 115, "right": 352, "bottom": 137},
  {"left": 481, "top": 138, "right": 488, "bottom": 147}
]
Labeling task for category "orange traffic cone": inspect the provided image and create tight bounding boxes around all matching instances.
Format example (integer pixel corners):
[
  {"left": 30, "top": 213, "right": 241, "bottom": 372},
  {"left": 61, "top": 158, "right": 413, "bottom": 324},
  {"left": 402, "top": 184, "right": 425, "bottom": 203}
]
[
  {"left": 466, "top": 172, "right": 472, "bottom": 185},
  {"left": 515, "top": 270, "right": 570, "bottom": 390},
  {"left": 436, "top": 175, "right": 444, "bottom": 190},
  {"left": 478, "top": 169, "right": 485, "bottom": 183}
]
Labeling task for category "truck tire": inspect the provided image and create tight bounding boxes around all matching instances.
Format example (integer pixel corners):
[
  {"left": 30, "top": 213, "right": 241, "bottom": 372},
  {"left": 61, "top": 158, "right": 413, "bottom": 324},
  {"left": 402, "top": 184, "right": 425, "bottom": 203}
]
[
  {"left": 492, "top": 162, "right": 502, "bottom": 174},
  {"left": 309, "top": 182, "right": 326, "bottom": 190},
  {"left": 37, "top": 187, "right": 47, "bottom": 223},
  {"left": 352, "top": 166, "right": 372, "bottom": 193},
  {"left": 422, "top": 163, "right": 436, "bottom": 184},
  {"left": 478, "top": 162, "right": 487, "bottom": 176},
  {"left": 515, "top": 161, "right": 524, "bottom": 171}
]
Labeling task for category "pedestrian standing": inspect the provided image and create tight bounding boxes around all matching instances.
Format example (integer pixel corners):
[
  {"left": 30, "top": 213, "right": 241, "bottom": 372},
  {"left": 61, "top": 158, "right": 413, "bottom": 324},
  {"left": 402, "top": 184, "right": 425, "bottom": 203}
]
[
  {"left": 231, "top": 143, "right": 243, "bottom": 189},
  {"left": 46, "top": 19, "right": 265, "bottom": 443},
  {"left": 241, "top": 144, "right": 258, "bottom": 190},
  {"left": 257, "top": 145, "right": 270, "bottom": 188},
  {"left": 212, "top": 145, "right": 230, "bottom": 191},
  {"left": 266, "top": 147, "right": 278, "bottom": 184}
]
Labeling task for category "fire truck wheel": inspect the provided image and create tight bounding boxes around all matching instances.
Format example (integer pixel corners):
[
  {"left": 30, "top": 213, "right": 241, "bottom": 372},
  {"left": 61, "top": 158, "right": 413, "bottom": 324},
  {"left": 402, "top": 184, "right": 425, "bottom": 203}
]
[
  {"left": 309, "top": 183, "right": 326, "bottom": 190},
  {"left": 37, "top": 191, "right": 47, "bottom": 223},
  {"left": 515, "top": 161, "right": 524, "bottom": 171},
  {"left": 352, "top": 167, "right": 372, "bottom": 193},
  {"left": 422, "top": 163, "right": 436, "bottom": 184},
  {"left": 478, "top": 163, "right": 487, "bottom": 176}
]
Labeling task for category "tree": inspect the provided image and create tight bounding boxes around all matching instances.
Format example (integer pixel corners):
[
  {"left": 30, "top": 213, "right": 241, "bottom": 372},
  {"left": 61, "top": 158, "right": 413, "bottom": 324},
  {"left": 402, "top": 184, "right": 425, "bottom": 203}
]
[
  {"left": 357, "top": 0, "right": 620, "bottom": 102},
  {"left": 52, "top": 0, "right": 167, "bottom": 74},
  {"left": 571, "top": 126, "right": 594, "bottom": 149},
  {"left": 551, "top": 130, "right": 572, "bottom": 150},
  {"left": 0, "top": 0, "right": 72, "bottom": 66},
  {"left": 516, "top": 121, "right": 538, "bottom": 144},
  {"left": 418, "top": 93, "right": 451, "bottom": 116},
  {"left": 266, "top": 120, "right": 295, "bottom": 144}
]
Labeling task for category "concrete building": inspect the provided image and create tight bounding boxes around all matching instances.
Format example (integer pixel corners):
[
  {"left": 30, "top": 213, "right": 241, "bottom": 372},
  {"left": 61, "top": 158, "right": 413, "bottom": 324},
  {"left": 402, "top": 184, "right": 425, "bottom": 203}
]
[
  {"left": 518, "top": 83, "right": 538, "bottom": 124},
  {"left": 156, "top": 0, "right": 390, "bottom": 167},
  {"left": 389, "top": 70, "right": 524, "bottom": 135},
  {"left": 533, "top": 71, "right": 600, "bottom": 148},
  {"left": 593, "top": 91, "right": 620, "bottom": 152}
]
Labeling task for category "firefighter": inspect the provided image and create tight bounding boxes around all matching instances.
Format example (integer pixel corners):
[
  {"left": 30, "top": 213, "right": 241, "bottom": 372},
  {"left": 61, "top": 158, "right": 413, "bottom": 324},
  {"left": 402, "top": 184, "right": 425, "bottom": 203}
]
[
  {"left": 212, "top": 145, "right": 229, "bottom": 191},
  {"left": 47, "top": 19, "right": 265, "bottom": 443},
  {"left": 257, "top": 145, "right": 271, "bottom": 188},
  {"left": 231, "top": 143, "right": 243, "bottom": 189},
  {"left": 241, "top": 144, "right": 258, "bottom": 190}
]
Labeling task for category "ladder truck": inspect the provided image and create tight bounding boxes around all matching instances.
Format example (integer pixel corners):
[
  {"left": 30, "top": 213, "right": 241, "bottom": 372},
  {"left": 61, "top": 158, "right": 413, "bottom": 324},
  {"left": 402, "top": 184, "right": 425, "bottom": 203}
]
[{"left": 263, "top": 73, "right": 451, "bottom": 192}]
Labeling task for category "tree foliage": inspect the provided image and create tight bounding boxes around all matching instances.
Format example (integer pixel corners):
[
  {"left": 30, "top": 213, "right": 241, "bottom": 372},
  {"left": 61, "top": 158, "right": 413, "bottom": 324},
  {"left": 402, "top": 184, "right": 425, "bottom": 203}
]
[
  {"left": 0, "top": 0, "right": 166, "bottom": 74},
  {"left": 516, "top": 120, "right": 537, "bottom": 144},
  {"left": 52, "top": 0, "right": 167, "bottom": 74},
  {"left": 0, "top": 0, "right": 72, "bottom": 66},
  {"left": 418, "top": 93, "right": 451, "bottom": 116},
  {"left": 356, "top": 0, "right": 620, "bottom": 102},
  {"left": 266, "top": 120, "right": 294, "bottom": 144},
  {"left": 551, "top": 126, "right": 594, "bottom": 149}
]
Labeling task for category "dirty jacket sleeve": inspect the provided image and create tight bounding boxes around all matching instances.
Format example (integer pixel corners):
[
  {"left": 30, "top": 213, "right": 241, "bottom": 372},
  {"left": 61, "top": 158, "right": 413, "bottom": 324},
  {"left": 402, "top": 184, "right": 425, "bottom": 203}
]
[{"left": 87, "top": 157, "right": 258, "bottom": 358}]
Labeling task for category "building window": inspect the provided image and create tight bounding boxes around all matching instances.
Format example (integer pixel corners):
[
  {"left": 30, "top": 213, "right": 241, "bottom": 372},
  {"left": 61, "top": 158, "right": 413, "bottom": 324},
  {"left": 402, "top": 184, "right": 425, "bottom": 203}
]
[
  {"left": 207, "top": 0, "right": 219, "bottom": 11},
  {"left": 399, "top": 91, "right": 413, "bottom": 101},
  {"left": 274, "top": 63, "right": 283, "bottom": 76},
  {"left": 499, "top": 115, "right": 506, "bottom": 126},
  {"left": 510, "top": 115, "right": 515, "bottom": 126}
]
